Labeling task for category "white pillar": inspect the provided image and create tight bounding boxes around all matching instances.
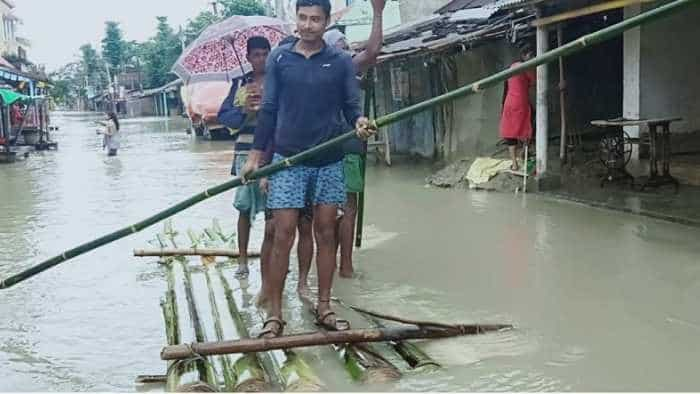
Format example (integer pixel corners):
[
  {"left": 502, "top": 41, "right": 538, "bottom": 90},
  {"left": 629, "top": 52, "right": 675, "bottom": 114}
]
[
  {"left": 623, "top": 4, "right": 642, "bottom": 160},
  {"left": 536, "top": 18, "right": 549, "bottom": 178}
]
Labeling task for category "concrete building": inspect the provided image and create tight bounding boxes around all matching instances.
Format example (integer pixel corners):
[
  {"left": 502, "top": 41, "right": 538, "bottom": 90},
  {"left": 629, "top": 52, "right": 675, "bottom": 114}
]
[
  {"left": 523, "top": 0, "right": 700, "bottom": 186},
  {"left": 358, "top": 1, "right": 534, "bottom": 160},
  {"left": 0, "top": 0, "right": 24, "bottom": 58},
  {"left": 622, "top": 0, "right": 700, "bottom": 149},
  {"left": 334, "top": 0, "right": 402, "bottom": 44},
  {"left": 399, "top": 0, "right": 452, "bottom": 22}
]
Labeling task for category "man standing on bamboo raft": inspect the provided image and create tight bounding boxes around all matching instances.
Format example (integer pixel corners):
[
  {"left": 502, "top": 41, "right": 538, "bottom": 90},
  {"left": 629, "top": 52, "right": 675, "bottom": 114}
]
[
  {"left": 259, "top": 0, "right": 386, "bottom": 308},
  {"left": 241, "top": 0, "right": 376, "bottom": 337},
  {"left": 287, "top": 0, "right": 386, "bottom": 290},
  {"left": 218, "top": 36, "right": 272, "bottom": 278}
]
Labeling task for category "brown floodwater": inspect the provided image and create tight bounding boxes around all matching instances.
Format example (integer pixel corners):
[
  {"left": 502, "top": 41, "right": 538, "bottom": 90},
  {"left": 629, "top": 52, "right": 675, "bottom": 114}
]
[{"left": 1, "top": 113, "right": 699, "bottom": 391}]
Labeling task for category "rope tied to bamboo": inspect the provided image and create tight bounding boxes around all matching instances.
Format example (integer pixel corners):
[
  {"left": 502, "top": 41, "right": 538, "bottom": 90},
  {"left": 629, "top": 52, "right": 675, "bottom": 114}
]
[{"left": 165, "top": 342, "right": 215, "bottom": 376}]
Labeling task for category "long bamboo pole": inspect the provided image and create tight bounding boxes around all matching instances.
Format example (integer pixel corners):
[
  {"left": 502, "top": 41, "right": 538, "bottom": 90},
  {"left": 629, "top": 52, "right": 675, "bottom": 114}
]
[
  {"left": 166, "top": 260, "right": 213, "bottom": 391},
  {"left": 558, "top": 25, "right": 568, "bottom": 164},
  {"left": 1, "top": 0, "right": 696, "bottom": 290},
  {"left": 134, "top": 248, "right": 260, "bottom": 258},
  {"left": 162, "top": 324, "right": 511, "bottom": 360},
  {"left": 180, "top": 261, "right": 219, "bottom": 387}
]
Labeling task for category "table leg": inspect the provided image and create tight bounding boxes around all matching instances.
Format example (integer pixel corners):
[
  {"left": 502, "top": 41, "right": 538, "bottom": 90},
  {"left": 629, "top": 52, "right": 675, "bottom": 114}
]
[
  {"left": 663, "top": 122, "right": 680, "bottom": 192},
  {"left": 662, "top": 122, "right": 671, "bottom": 176},
  {"left": 649, "top": 124, "right": 658, "bottom": 178}
]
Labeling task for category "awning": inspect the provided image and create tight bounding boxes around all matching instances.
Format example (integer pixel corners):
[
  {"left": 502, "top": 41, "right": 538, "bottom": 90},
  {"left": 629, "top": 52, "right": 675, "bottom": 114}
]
[
  {"left": 0, "top": 88, "right": 31, "bottom": 105},
  {"left": 0, "top": 67, "right": 33, "bottom": 82}
]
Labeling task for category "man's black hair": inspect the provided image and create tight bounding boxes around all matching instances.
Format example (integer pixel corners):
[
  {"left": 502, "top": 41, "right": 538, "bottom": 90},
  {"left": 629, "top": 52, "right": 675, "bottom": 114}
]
[
  {"left": 295, "top": 0, "right": 332, "bottom": 18},
  {"left": 247, "top": 36, "right": 271, "bottom": 54}
]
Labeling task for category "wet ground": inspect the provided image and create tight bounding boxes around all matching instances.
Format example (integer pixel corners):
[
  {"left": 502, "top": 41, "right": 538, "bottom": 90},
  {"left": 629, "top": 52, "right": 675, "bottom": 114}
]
[{"left": 1, "top": 113, "right": 700, "bottom": 391}]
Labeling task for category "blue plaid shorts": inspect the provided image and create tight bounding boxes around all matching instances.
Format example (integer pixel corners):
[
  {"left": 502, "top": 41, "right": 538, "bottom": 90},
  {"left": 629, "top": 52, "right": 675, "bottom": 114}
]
[{"left": 267, "top": 154, "right": 346, "bottom": 210}]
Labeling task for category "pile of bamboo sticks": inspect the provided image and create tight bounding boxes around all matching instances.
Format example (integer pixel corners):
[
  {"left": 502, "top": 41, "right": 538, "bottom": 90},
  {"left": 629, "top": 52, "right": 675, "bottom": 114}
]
[{"left": 144, "top": 220, "right": 504, "bottom": 392}]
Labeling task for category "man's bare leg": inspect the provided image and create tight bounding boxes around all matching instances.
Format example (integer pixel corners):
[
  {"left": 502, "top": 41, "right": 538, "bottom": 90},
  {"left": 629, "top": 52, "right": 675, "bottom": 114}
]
[
  {"left": 314, "top": 205, "right": 340, "bottom": 323},
  {"left": 338, "top": 193, "right": 357, "bottom": 278},
  {"left": 256, "top": 217, "right": 275, "bottom": 309},
  {"left": 236, "top": 214, "right": 251, "bottom": 277},
  {"left": 267, "top": 209, "right": 298, "bottom": 324},
  {"left": 297, "top": 216, "right": 314, "bottom": 295}
]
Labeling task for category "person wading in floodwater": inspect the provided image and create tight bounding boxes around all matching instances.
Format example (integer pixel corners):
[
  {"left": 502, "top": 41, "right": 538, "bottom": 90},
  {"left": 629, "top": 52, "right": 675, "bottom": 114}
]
[
  {"left": 500, "top": 44, "right": 535, "bottom": 171},
  {"left": 321, "top": 0, "right": 386, "bottom": 280},
  {"left": 218, "top": 36, "right": 273, "bottom": 278},
  {"left": 96, "top": 112, "right": 120, "bottom": 156},
  {"left": 241, "top": 0, "right": 376, "bottom": 337}
]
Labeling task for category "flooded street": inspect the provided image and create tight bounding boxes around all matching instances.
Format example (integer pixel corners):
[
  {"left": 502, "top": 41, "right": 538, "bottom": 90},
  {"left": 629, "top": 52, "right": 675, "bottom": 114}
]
[{"left": 1, "top": 113, "right": 700, "bottom": 391}]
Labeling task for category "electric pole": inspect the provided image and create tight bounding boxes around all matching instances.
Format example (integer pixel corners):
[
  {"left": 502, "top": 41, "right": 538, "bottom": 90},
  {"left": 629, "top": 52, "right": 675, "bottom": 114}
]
[{"left": 104, "top": 62, "right": 117, "bottom": 114}]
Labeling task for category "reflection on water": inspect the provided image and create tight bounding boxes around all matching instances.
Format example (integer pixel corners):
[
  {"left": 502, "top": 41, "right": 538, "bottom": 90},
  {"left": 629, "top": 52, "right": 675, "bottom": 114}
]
[{"left": 1, "top": 112, "right": 700, "bottom": 391}]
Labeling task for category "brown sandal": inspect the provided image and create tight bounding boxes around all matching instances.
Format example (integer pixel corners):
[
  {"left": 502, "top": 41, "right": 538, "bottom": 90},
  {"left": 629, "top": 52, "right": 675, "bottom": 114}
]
[
  {"left": 257, "top": 316, "right": 286, "bottom": 338},
  {"left": 314, "top": 307, "right": 350, "bottom": 331}
]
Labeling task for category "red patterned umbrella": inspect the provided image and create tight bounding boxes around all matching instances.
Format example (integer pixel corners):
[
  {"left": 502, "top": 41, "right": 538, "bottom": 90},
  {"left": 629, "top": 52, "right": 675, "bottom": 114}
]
[{"left": 172, "top": 15, "right": 293, "bottom": 84}]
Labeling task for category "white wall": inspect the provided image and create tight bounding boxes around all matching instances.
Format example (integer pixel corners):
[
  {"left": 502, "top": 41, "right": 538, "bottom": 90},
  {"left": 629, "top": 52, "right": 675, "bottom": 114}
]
[
  {"left": 623, "top": 4, "right": 642, "bottom": 141},
  {"left": 625, "top": 1, "right": 700, "bottom": 135},
  {"left": 639, "top": 1, "right": 700, "bottom": 133},
  {"left": 399, "top": 0, "right": 451, "bottom": 23}
]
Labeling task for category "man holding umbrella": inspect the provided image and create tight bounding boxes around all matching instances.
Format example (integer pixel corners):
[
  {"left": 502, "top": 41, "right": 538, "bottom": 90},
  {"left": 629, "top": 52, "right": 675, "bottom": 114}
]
[{"left": 242, "top": 0, "right": 376, "bottom": 337}]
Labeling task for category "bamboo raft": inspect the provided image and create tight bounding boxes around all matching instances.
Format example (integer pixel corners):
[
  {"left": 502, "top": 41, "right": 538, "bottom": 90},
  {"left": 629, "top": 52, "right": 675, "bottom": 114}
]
[{"left": 141, "top": 220, "right": 511, "bottom": 392}]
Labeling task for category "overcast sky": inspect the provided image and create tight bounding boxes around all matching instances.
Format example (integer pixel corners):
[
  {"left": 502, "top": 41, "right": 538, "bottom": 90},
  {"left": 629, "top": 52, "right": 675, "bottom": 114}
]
[{"left": 17, "top": 0, "right": 214, "bottom": 72}]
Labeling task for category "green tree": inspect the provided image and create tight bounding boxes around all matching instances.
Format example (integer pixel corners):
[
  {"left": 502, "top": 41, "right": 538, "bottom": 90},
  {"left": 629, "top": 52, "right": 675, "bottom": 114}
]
[
  {"left": 142, "top": 16, "right": 181, "bottom": 88},
  {"left": 80, "top": 43, "right": 108, "bottom": 93},
  {"left": 49, "top": 62, "right": 84, "bottom": 108},
  {"left": 218, "top": 0, "right": 266, "bottom": 17},
  {"left": 101, "top": 21, "right": 126, "bottom": 71}
]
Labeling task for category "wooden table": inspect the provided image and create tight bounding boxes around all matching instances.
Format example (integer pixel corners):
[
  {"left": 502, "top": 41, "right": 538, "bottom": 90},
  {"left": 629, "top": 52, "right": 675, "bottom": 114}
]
[{"left": 591, "top": 117, "right": 682, "bottom": 191}]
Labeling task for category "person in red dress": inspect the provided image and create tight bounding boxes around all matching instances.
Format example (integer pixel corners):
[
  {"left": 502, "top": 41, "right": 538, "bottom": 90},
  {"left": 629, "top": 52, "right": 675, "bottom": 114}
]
[{"left": 500, "top": 45, "right": 535, "bottom": 171}]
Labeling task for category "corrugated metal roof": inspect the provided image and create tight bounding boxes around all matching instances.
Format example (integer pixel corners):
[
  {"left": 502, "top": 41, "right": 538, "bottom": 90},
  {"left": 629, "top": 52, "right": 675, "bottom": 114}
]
[
  {"left": 370, "top": 6, "right": 535, "bottom": 64},
  {"left": 437, "top": 0, "right": 543, "bottom": 13},
  {"left": 489, "top": 0, "right": 545, "bottom": 9},
  {"left": 449, "top": 7, "right": 499, "bottom": 22},
  {"left": 437, "top": 0, "right": 498, "bottom": 14}
]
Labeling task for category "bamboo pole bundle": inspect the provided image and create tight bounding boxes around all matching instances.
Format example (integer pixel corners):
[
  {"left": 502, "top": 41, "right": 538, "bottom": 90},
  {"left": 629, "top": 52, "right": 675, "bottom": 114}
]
[
  {"left": 218, "top": 268, "right": 323, "bottom": 392},
  {"left": 179, "top": 260, "right": 219, "bottom": 389},
  {"left": 205, "top": 267, "right": 268, "bottom": 392},
  {"left": 333, "top": 298, "right": 440, "bottom": 371},
  {"left": 334, "top": 339, "right": 401, "bottom": 383},
  {"left": 165, "top": 261, "right": 216, "bottom": 392},
  {"left": 299, "top": 299, "right": 401, "bottom": 383},
  {"left": 181, "top": 224, "right": 267, "bottom": 392},
  {"left": 1, "top": 0, "right": 696, "bottom": 290},
  {"left": 189, "top": 266, "right": 241, "bottom": 391}
]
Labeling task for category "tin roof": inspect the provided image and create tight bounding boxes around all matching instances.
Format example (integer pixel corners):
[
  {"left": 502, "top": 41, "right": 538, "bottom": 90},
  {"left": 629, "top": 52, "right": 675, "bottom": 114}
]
[{"left": 366, "top": 6, "right": 535, "bottom": 64}]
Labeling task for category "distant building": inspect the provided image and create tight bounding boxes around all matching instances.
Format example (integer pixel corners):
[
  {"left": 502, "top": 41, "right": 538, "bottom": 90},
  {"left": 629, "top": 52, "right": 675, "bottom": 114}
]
[
  {"left": 333, "top": 0, "right": 402, "bottom": 44},
  {"left": 398, "top": 0, "right": 452, "bottom": 23},
  {"left": 0, "top": 0, "right": 26, "bottom": 59},
  {"left": 0, "top": 1, "right": 47, "bottom": 96}
]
